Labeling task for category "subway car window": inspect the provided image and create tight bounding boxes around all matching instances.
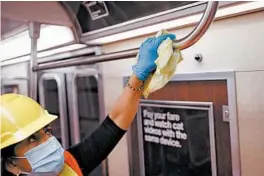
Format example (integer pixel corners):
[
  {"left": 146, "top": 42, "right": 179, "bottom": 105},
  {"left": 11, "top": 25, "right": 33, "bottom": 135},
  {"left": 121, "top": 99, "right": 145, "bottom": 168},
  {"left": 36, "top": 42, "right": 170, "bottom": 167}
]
[
  {"left": 43, "top": 79, "right": 62, "bottom": 144},
  {"left": 1, "top": 85, "right": 19, "bottom": 94},
  {"left": 76, "top": 76, "right": 100, "bottom": 139}
]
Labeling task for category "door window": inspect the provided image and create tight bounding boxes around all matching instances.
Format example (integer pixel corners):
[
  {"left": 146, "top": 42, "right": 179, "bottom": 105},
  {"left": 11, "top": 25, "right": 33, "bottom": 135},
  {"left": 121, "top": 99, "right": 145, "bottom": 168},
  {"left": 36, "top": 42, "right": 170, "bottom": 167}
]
[
  {"left": 76, "top": 76, "right": 100, "bottom": 140},
  {"left": 75, "top": 75, "right": 102, "bottom": 176},
  {"left": 42, "top": 79, "right": 63, "bottom": 144}
]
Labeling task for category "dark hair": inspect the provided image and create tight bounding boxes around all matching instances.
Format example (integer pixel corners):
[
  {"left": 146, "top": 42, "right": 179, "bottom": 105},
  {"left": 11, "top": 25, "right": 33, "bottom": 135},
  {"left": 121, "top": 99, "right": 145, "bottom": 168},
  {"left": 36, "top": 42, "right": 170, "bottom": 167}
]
[{"left": 1, "top": 144, "right": 16, "bottom": 176}]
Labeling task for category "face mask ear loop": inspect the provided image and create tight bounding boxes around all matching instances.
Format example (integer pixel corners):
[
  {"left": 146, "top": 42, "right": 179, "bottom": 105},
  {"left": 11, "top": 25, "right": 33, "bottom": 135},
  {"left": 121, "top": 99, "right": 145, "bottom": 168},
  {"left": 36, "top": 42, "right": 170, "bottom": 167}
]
[
  {"left": 19, "top": 172, "right": 30, "bottom": 175},
  {"left": 12, "top": 156, "right": 26, "bottom": 159},
  {"left": 11, "top": 157, "right": 30, "bottom": 175},
  {"left": 16, "top": 171, "right": 30, "bottom": 176}
]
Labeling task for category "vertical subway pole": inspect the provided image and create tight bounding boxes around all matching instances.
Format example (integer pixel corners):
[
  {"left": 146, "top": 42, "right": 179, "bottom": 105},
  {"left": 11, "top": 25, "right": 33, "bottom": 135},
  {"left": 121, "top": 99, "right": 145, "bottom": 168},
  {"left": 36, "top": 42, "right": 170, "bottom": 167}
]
[{"left": 29, "top": 22, "right": 40, "bottom": 100}]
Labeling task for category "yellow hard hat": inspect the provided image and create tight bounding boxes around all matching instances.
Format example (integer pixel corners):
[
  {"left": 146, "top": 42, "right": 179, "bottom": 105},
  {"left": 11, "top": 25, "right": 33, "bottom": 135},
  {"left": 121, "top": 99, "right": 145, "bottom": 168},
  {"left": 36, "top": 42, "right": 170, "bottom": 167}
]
[{"left": 0, "top": 93, "right": 57, "bottom": 150}]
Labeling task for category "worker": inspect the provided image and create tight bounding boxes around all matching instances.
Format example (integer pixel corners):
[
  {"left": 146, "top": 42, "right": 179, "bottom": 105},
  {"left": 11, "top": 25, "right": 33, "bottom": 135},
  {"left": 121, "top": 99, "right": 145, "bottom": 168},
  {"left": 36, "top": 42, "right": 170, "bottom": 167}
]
[{"left": 0, "top": 33, "right": 175, "bottom": 176}]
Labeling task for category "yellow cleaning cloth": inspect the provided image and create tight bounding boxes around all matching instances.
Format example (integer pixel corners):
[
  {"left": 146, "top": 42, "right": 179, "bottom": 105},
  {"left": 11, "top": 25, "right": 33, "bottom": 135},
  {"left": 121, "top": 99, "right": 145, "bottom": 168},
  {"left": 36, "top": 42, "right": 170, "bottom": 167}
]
[{"left": 141, "top": 30, "right": 183, "bottom": 98}]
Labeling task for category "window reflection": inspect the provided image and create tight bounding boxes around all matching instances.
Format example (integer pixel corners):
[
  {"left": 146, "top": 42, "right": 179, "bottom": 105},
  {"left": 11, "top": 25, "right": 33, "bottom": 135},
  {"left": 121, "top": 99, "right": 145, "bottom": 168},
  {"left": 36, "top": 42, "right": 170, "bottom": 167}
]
[
  {"left": 76, "top": 76, "right": 100, "bottom": 139},
  {"left": 43, "top": 79, "right": 62, "bottom": 144},
  {"left": 2, "top": 85, "right": 19, "bottom": 94}
]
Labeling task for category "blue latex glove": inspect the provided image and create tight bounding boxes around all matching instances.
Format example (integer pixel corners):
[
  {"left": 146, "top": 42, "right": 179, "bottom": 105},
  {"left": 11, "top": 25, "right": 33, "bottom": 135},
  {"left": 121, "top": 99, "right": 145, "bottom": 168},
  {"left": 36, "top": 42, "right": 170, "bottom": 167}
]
[{"left": 132, "top": 34, "right": 176, "bottom": 81}]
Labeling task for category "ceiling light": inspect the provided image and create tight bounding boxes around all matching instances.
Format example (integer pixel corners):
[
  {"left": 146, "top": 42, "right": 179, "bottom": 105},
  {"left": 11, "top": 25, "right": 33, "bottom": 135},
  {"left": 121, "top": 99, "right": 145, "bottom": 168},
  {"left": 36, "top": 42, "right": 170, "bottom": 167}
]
[{"left": 0, "top": 25, "right": 75, "bottom": 61}]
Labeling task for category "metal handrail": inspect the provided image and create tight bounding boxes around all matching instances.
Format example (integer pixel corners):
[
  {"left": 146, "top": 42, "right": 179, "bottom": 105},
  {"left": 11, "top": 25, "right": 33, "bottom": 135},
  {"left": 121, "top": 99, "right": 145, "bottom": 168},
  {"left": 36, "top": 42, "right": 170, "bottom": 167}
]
[
  {"left": 174, "top": 1, "right": 219, "bottom": 50},
  {"left": 34, "top": 1, "right": 219, "bottom": 71}
]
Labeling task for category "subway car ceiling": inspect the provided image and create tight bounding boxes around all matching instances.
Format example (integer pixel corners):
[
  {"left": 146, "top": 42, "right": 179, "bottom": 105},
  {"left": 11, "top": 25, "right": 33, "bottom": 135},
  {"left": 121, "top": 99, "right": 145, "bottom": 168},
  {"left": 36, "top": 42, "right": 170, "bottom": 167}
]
[
  {"left": 1, "top": 1, "right": 263, "bottom": 66},
  {"left": 59, "top": 1, "right": 243, "bottom": 43},
  {"left": 0, "top": 1, "right": 209, "bottom": 65},
  {"left": 1, "top": 1, "right": 242, "bottom": 44}
]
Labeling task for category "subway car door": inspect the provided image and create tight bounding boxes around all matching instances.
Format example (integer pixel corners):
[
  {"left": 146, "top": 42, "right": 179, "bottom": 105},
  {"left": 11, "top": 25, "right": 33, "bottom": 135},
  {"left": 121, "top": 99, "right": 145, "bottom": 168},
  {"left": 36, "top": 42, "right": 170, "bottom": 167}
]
[
  {"left": 38, "top": 72, "right": 70, "bottom": 148},
  {"left": 127, "top": 73, "right": 235, "bottom": 176},
  {"left": 66, "top": 68, "right": 105, "bottom": 176}
]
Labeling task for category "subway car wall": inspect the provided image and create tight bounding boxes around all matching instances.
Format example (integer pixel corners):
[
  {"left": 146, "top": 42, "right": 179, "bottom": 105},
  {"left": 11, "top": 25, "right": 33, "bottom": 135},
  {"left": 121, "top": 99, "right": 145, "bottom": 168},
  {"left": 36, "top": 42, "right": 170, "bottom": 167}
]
[{"left": 100, "top": 9, "right": 264, "bottom": 176}]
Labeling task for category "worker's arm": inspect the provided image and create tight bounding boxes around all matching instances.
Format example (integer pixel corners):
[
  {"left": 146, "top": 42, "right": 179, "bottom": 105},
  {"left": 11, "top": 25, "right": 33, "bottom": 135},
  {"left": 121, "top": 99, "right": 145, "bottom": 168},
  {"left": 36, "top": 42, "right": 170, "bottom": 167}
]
[
  {"left": 108, "top": 73, "right": 142, "bottom": 129},
  {"left": 67, "top": 77, "right": 142, "bottom": 174},
  {"left": 109, "top": 34, "right": 176, "bottom": 130},
  {"left": 67, "top": 34, "right": 176, "bottom": 175},
  {"left": 67, "top": 116, "right": 126, "bottom": 175}
]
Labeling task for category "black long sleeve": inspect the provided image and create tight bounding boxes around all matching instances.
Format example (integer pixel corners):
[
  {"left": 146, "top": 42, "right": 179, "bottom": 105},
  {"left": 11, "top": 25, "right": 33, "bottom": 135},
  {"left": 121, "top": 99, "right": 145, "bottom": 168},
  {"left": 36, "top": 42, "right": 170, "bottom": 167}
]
[{"left": 67, "top": 116, "right": 126, "bottom": 175}]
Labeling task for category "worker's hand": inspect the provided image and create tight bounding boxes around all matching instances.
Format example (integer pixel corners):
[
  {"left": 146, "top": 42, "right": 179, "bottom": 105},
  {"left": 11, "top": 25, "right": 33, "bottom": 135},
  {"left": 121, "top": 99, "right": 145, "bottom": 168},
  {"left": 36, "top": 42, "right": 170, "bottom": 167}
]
[{"left": 132, "top": 34, "right": 176, "bottom": 81}]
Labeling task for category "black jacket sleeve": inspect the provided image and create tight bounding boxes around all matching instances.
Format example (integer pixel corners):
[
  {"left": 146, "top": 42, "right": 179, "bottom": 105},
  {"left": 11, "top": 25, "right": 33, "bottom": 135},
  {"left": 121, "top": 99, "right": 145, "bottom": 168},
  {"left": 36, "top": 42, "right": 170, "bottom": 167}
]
[{"left": 67, "top": 116, "right": 126, "bottom": 175}]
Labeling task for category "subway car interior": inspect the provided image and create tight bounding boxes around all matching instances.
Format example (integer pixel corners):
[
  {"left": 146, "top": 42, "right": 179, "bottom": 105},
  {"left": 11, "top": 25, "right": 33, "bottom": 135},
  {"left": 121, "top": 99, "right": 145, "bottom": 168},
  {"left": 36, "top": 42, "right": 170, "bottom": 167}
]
[{"left": 1, "top": 1, "right": 264, "bottom": 176}]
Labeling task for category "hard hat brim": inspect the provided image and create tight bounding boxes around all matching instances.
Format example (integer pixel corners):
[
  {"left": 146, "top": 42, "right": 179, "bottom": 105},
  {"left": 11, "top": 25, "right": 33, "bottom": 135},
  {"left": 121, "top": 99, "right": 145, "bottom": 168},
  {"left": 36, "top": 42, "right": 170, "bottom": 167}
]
[{"left": 1, "top": 113, "right": 58, "bottom": 150}]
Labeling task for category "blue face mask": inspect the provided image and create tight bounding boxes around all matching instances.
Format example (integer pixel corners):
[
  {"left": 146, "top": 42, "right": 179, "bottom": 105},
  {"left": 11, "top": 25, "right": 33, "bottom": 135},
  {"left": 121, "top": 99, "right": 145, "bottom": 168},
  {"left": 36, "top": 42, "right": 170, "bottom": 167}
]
[{"left": 15, "top": 136, "right": 64, "bottom": 174}]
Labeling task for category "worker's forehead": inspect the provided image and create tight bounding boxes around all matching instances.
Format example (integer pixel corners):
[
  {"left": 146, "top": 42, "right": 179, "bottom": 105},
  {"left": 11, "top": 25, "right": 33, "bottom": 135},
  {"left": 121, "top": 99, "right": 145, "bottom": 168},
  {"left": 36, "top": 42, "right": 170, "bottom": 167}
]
[
  {"left": 32, "top": 125, "right": 51, "bottom": 135},
  {"left": 16, "top": 125, "right": 51, "bottom": 145}
]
